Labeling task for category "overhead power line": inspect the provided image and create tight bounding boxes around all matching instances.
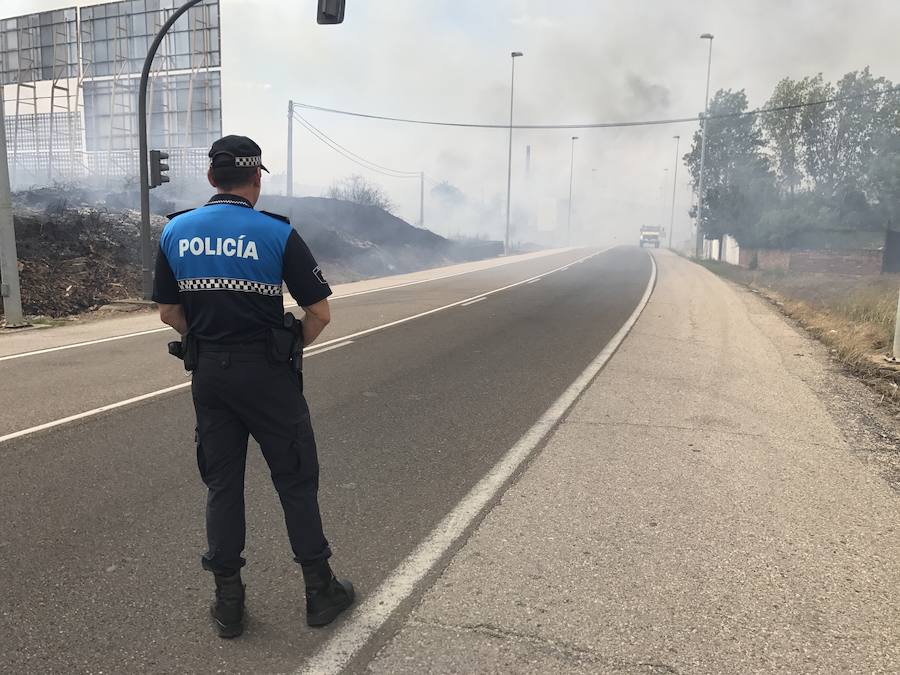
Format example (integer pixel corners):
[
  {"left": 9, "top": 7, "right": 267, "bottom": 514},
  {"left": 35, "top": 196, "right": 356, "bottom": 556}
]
[
  {"left": 292, "top": 85, "right": 900, "bottom": 131},
  {"left": 292, "top": 110, "right": 421, "bottom": 178}
]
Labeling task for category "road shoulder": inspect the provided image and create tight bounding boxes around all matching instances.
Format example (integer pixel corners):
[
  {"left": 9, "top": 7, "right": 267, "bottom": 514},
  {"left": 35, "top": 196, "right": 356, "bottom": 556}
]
[{"left": 364, "top": 250, "right": 900, "bottom": 674}]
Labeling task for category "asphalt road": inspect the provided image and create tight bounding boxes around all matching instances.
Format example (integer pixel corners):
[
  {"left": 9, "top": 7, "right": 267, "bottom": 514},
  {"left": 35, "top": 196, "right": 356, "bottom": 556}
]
[
  {"left": 1, "top": 246, "right": 651, "bottom": 674},
  {"left": 1, "top": 249, "right": 588, "bottom": 436}
]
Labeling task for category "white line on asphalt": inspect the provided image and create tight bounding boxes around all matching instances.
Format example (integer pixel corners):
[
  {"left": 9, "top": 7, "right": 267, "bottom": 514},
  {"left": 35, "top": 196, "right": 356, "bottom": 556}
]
[
  {"left": 0, "top": 328, "right": 175, "bottom": 363},
  {"left": 0, "top": 251, "right": 575, "bottom": 363},
  {"left": 296, "top": 252, "right": 657, "bottom": 675},
  {"left": 287, "top": 249, "right": 604, "bottom": 354},
  {"left": 0, "top": 383, "right": 192, "bottom": 444},
  {"left": 526, "top": 278, "right": 541, "bottom": 284},
  {"left": 460, "top": 297, "right": 486, "bottom": 307},
  {"left": 0, "top": 340, "right": 343, "bottom": 444},
  {"left": 0, "top": 250, "right": 607, "bottom": 445},
  {"left": 310, "top": 340, "right": 353, "bottom": 354}
]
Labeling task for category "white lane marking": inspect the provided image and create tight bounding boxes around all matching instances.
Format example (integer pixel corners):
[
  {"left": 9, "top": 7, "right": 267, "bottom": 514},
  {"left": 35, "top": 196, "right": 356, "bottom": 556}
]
[
  {"left": 0, "top": 251, "right": 577, "bottom": 363},
  {"left": 526, "top": 278, "right": 541, "bottom": 284},
  {"left": 460, "top": 297, "right": 486, "bottom": 307},
  {"left": 296, "top": 252, "right": 657, "bottom": 675},
  {"left": 0, "top": 328, "right": 176, "bottom": 363},
  {"left": 0, "top": 339, "right": 343, "bottom": 445},
  {"left": 309, "top": 340, "right": 353, "bottom": 354},
  {"left": 284, "top": 249, "right": 605, "bottom": 354},
  {"left": 0, "top": 383, "right": 192, "bottom": 444},
  {"left": 0, "top": 249, "right": 608, "bottom": 445}
]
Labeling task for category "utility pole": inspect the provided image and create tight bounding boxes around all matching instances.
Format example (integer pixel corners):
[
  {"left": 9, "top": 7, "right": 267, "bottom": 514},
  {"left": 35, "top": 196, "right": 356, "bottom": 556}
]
[
  {"left": 287, "top": 100, "right": 294, "bottom": 198},
  {"left": 0, "top": 108, "right": 25, "bottom": 327},
  {"left": 524, "top": 145, "right": 531, "bottom": 239},
  {"left": 893, "top": 292, "right": 900, "bottom": 362},
  {"left": 567, "top": 136, "right": 578, "bottom": 245},
  {"left": 505, "top": 51, "right": 523, "bottom": 256},
  {"left": 418, "top": 172, "right": 424, "bottom": 227},
  {"left": 669, "top": 135, "right": 680, "bottom": 249},
  {"left": 695, "top": 32, "right": 714, "bottom": 259}
]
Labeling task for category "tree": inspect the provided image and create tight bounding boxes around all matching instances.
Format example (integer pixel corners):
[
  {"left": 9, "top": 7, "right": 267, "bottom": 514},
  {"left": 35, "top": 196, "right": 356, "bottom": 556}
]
[
  {"left": 684, "top": 89, "right": 774, "bottom": 247},
  {"left": 682, "top": 67, "right": 900, "bottom": 251},
  {"left": 430, "top": 181, "right": 466, "bottom": 208},
  {"left": 760, "top": 76, "right": 822, "bottom": 195},
  {"left": 326, "top": 175, "right": 395, "bottom": 213}
]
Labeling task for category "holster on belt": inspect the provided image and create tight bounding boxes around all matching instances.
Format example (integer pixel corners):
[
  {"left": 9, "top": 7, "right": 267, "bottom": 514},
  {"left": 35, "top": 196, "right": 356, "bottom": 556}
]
[
  {"left": 268, "top": 312, "right": 304, "bottom": 373},
  {"left": 167, "top": 333, "right": 198, "bottom": 371}
]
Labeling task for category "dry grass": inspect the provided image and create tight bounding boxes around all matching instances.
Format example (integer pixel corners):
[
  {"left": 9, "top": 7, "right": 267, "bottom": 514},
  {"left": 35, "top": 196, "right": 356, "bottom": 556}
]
[{"left": 701, "top": 262, "right": 900, "bottom": 404}]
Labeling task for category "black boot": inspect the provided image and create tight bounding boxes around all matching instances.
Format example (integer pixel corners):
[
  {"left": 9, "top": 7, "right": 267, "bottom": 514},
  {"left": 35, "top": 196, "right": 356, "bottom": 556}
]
[
  {"left": 211, "top": 571, "right": 245, "bottom": 638},
  {"left": 302, "top": 560, "right": 354, "bottom": 627}
]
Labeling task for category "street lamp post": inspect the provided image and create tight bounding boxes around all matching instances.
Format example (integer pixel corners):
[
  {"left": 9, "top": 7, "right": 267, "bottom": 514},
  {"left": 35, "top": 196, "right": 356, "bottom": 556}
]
[
  {"left": 419, "top": 171, "right": 425, "bottom": 227},
  {"left": 505, "top": 51, "right": 523, "bottom": 256},
  {"left": 287, "top": 99, "right": 294, "bottom": 197},
  {"left": 660, "top": 167, "right": 669, "bottom": 230},
  {"left": 695, "top": 32, "right": 714, "bottom": 259},
  {"left": 669, "top": 135, "right": 680, "bottom": 249},
  {"left": 567, "top": 135, "right": 578, "bottom": 245}
]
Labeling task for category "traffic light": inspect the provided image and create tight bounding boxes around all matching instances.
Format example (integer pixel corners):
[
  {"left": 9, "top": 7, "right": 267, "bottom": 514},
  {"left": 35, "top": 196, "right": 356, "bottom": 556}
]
[
  {"left": 317, "top": 0, "right": 345, "bottom": 24},
  {"left": 149, "top": 149, "right": 170, "bottom": 188}
]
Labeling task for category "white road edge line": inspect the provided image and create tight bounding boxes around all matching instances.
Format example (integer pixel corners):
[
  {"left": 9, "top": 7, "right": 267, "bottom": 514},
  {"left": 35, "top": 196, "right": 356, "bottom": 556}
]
[
  {"left": 526, "top": 278, "right": 541, "bottom": 284},
  {"left": 310, "top": 340, "right": 353, "bottom": 355},
  {"left": 0, "top": 383, "right": 192, "bottom": 444},
  {"left": 296, "top": 251, "right": 657, "bottom": 675},
  {"left": 0, "top": 251, "right": 576, "bottom": 363},
  {"left": 460, "top": 297, "right": 486, "bottom": 307},
  {"left": 0, "top": 249, "right": 608, "bottom": 445},
  {"left": 0, "top": 327, "right": 175, "bottom": 362}
]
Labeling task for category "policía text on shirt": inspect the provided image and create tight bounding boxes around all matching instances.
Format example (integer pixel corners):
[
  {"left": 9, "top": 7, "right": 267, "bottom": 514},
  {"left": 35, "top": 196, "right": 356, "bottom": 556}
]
[{"left": 178, "top": 236, "right": 259, "bottom": 260}]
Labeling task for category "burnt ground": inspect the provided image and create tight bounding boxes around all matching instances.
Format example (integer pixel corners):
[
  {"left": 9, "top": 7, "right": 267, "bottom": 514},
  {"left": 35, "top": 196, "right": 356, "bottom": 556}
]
[
  {"left": 0, "top": 187, "right": 502, "bottom": 321},
  {"left": 9, "top": 204, "right": 165, "bottom": 318}
]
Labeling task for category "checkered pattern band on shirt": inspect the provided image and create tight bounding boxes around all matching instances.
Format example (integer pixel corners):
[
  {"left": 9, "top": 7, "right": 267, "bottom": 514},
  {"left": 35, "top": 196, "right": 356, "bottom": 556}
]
[
  {"left": 178, "top": 277, "right": 282, "bottom": 296},
  {"left": 234, "top": 156, "right": 262, "bottom": 167}
]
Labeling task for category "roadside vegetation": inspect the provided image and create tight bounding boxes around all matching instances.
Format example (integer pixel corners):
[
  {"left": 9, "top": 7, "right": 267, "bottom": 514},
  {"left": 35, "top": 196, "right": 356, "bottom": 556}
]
[
  {"left": 685, "top": 68, "right": 900, "bottom": 251},
  {"left": 700, "top": 261, "right": 900, "bottom": 403}
]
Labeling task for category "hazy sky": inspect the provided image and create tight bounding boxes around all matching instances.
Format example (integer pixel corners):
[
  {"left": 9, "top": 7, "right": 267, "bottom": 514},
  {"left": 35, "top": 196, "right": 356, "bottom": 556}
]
[{"left": 4, "top": 0, "right": 900, "bottom": 245}]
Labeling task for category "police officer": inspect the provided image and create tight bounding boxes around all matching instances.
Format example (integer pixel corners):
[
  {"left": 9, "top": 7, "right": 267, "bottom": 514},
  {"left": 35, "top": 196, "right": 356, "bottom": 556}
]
[{"left": 152, "top": 135, "right": 353, "bottom": 638}]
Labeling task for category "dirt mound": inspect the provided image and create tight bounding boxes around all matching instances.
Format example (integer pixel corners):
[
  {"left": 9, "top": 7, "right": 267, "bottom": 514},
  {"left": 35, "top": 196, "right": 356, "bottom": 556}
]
[
  {"left": 5, "top": 205, "right": 166, "bottom": 317},
  {"left": 1, "top": 191, "right": 503, "bottom": 320},
  {"left": 258, "top": 196, "right": 461, "bottom": 280}
]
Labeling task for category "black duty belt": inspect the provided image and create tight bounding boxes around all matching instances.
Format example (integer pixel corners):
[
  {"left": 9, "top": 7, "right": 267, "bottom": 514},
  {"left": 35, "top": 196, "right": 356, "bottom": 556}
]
[{"left": 197, "top": 340, "right": 268, "bottom": 354}]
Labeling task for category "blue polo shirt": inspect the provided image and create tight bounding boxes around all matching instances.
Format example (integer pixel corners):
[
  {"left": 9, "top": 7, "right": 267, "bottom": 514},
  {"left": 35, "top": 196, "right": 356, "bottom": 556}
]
[{"left": 152, "top": 193, "right": 331, "bottom": 342}]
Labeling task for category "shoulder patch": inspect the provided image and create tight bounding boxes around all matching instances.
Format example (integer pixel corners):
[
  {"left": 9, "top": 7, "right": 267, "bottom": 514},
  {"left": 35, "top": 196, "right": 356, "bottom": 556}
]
[
  {"left": 166, "top": 208, "right": 195, "bottom": 221},
  {"left": 259, "top": 210, "right": 291, "bottom": 224}
]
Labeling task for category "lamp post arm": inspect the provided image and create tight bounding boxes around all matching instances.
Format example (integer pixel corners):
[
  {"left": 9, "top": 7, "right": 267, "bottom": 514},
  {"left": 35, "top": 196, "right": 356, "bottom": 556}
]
[{"left": 138, "top": 0, "right": 204, "bottom": 300}]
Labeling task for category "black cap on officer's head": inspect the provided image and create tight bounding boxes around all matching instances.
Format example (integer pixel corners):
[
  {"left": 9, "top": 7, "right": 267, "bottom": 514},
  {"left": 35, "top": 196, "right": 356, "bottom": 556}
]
[{"left": 208, "top": 135, "right": 269, "bottom": 173}]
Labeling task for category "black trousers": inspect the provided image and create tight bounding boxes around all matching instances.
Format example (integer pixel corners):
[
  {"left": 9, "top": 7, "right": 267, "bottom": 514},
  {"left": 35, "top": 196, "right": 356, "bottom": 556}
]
[{"left": 191, "top": 348, "right": 331, "bottom": 575}]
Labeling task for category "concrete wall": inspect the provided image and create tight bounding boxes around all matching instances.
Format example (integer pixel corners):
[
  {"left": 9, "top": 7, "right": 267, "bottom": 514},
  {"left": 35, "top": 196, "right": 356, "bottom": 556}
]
[
  {"left": 702, "top": 238, "right": 720, "bottom": 260},
  {"left": 722, "top": 235, "right": 741, "bottom": 265}
]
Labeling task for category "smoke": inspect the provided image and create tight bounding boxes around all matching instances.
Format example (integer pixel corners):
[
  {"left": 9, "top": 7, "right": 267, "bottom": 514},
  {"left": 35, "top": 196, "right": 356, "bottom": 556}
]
[{"left": 6, "top": 0, "right": 900, "bottom": 251}]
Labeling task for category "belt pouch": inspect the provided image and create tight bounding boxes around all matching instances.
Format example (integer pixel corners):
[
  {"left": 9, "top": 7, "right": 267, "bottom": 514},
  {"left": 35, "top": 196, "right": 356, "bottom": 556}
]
[{"left": 267, "top": 327, "right": 294, "bottom": 365}]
